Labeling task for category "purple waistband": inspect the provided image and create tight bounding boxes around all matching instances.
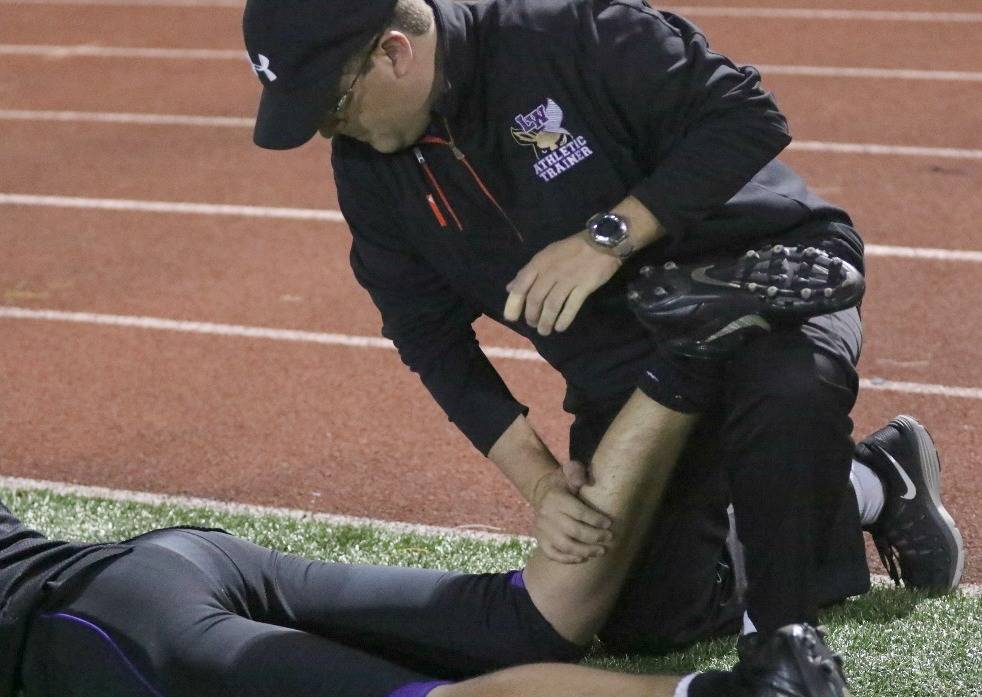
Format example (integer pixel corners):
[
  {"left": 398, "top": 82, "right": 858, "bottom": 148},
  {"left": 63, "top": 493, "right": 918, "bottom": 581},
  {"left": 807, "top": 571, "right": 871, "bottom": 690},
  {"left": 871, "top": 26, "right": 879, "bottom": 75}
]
[
  {"left": 507, "top": 568, "right": 527, "bottom": 590},
  {"left": 388, "top": 680, "right": 453, "bottom": 697}
]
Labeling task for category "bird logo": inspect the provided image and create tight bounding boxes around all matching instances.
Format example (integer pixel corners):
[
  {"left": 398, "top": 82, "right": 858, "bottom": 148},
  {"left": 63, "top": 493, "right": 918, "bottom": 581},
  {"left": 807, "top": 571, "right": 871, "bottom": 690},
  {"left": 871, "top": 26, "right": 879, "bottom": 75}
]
[{"left": 511, "top": 98, "right": 572, "bottom": 157}]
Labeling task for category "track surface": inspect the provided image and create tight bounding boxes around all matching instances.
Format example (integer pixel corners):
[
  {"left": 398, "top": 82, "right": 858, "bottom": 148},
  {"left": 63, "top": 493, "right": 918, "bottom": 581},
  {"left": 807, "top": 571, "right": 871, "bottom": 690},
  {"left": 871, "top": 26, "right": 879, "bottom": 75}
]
[{"left": 1, "top": 1, "right": 980, "bottom": 583}]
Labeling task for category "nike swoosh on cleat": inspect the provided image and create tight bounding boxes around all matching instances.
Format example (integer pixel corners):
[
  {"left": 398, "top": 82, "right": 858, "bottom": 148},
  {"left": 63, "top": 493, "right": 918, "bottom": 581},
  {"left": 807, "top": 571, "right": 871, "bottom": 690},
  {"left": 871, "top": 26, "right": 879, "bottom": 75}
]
[
  {"left": 872, "top": 444, "right": 917, "bottom": 500},
  {"left": 690, "top": 265, "right": 743, "bottom": 289},
  {"left": 703, "top": 314, "right": 771, "bottom": 343}
]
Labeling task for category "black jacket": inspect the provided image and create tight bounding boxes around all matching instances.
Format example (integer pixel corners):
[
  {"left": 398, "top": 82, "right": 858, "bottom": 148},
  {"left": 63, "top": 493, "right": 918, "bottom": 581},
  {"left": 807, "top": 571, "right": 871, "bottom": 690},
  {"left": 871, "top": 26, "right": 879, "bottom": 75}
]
[
  {"left": 0, "top": 502, "right": 130, "bottom": 697},
  {"left": 333, "top": 0, "right": 854, "bottom": 454}
]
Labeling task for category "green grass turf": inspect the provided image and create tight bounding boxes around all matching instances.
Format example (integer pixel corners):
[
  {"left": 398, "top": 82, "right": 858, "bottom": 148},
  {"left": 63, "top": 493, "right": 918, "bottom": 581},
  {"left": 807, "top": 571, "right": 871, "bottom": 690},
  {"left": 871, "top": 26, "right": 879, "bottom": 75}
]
[{"left": 4, "top": 486, "right": 980, "bottom": 696}]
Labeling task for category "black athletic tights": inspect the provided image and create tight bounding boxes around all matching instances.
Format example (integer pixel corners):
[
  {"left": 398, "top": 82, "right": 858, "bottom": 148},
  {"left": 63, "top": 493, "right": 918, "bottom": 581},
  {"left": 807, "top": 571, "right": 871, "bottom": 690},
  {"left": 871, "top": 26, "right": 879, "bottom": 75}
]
[{"left": 20, "top": 529, "right": 583, "bottom": 697}]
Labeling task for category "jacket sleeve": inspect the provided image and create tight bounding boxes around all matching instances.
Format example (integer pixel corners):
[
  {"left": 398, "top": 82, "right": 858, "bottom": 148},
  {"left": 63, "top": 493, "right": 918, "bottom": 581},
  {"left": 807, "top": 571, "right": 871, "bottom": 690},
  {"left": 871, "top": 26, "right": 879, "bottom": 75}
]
[
  {"left": 593, "top": 1, "right": 793, "bottom": 239},
  {"left": 334, "top": 153, "right": 528, "bottom": 455}
]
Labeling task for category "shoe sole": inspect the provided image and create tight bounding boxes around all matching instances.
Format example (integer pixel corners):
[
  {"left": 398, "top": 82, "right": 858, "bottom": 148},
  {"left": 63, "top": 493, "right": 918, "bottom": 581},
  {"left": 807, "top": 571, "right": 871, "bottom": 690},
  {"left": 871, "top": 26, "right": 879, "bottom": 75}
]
[
  {"left": 893, "top": 414, "right": 965, "bottom": 592},
  {"left": 630, "top": 244, "right": 865, "bottom": 325}
]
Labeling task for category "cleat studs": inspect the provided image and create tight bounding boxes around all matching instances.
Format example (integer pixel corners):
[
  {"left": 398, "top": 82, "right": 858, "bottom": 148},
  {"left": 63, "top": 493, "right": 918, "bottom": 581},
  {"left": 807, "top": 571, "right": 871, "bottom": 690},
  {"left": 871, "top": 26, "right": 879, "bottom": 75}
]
[
  {"left": 664, "top": 261, "right": 678, "bottom": 270},
  {"left": 744, "top": 249, "right": 760, "bottom": 259},
  {"left": 654, "top": 286, "right": 668, "bottom": 297},
  {"left": 767, "top": 286, "right": 779, "bottom": 297},
  {"left": 640, "top": 265, "right": 654, "bottom": 278},
  {"left": 824, "top": 288, "right": 834, "bottom": 298},
  {"left": 800, "top": 288, "right": 813, "bottom": 299},
  {"left": 803, "top": 247, "right": 818, "bottom": 257},
  {"left": 747, "top": 282, "right": 758, "bottom": 292},
  {"left": 772, "top": 244, "right": 785, "bottom": 254},
  {"left": 627, "top": 289, "right": 641, "bottom": 301}
]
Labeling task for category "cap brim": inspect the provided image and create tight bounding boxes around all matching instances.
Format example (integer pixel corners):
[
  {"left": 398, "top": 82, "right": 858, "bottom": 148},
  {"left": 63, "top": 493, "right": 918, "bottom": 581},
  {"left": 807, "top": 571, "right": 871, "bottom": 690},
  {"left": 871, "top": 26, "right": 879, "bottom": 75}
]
[{"left": 252, "top": 79, "right": 337, "bottom": 150}]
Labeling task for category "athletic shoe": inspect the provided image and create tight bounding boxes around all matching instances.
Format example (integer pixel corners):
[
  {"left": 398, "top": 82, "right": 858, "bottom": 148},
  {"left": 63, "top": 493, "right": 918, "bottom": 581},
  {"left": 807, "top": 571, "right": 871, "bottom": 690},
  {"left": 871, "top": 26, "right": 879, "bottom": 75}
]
[
  {"left": 735, "top": 624, "right": 850, "bottom": 697},
  {"left": 857, "top": 415, "right": 965, "bottom": 592},
  {"left": 627, "top": 244, "right": 865, "bottom": 359}
]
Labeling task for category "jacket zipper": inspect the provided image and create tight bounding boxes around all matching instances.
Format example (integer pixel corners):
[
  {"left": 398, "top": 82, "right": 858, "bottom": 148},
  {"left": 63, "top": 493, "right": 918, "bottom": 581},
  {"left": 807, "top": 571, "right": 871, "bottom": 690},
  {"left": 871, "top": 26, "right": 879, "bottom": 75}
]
[
  {"left": 414, "top": 147, "right": 464, "bottom": 231},
  {"left": 415, "top": 118, "right": 526, "bottom": 244}
]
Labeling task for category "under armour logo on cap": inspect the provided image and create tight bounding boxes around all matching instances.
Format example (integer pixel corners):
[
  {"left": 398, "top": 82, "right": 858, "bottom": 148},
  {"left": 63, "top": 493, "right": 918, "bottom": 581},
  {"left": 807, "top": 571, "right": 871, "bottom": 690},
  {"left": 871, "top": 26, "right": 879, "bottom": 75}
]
[{"left": 250, "top": 53, "right": 277, "bottom": 82}]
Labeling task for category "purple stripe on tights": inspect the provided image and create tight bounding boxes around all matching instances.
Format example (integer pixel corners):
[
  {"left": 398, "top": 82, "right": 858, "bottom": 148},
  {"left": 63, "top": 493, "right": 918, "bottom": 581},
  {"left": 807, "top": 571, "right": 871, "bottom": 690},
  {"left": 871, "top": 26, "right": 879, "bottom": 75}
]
[
  {"left": 388, "top": 680, "right": 453, "bottom": 697},
  {"left": 507, "top": 568, "right": 527, "bottom": 590},
  {"left": 41, "top": 612, "right": 165, "bottom": 697}
]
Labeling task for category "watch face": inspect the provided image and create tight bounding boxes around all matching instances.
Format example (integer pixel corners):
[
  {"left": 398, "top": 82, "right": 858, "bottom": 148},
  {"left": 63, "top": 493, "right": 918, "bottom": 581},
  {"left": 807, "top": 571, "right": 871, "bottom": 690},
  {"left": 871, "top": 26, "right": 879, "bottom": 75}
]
[{"left": 591, "top": 214, "right": 628, "bottom": 247}]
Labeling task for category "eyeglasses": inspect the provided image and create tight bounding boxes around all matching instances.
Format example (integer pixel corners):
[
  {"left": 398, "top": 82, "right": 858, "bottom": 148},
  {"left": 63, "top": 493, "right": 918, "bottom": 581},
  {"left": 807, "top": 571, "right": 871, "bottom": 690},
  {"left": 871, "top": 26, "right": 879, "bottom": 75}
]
[{"left": 333, "top": 33, "right": 382, "bottom": 123}]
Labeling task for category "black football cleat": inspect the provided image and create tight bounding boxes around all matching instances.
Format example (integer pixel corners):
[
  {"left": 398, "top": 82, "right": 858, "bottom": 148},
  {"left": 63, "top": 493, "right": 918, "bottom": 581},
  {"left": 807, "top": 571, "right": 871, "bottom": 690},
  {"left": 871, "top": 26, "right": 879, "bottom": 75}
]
[
  {"left": 735, "top": 624, "right": 851, "bottom": 697},
  {"left": 627, "top": 244, "right": 865, "bottom": 359},
  {"left": 857, "top": 415, "right": 965, "bottom": 593}
]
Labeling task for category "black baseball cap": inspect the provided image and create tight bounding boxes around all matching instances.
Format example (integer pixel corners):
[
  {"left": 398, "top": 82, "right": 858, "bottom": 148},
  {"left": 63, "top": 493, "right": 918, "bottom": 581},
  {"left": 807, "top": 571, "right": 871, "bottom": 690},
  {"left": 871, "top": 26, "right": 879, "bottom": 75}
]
[{"left": 243, "top": 0, "right": 398, "bottom": 150}]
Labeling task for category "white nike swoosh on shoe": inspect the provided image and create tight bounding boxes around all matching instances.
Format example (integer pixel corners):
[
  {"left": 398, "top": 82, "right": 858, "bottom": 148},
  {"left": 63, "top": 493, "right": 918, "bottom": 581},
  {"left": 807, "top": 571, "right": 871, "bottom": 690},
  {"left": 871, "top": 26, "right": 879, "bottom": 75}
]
[
  {"left": 872, "top": 444, "right": 917, "bottom": 500},
  {"left": 690, "top": 265, "right": 743, "bottom": 289},
  {"left": 703, "top": 314, "right": 771, "bottom": 343}
]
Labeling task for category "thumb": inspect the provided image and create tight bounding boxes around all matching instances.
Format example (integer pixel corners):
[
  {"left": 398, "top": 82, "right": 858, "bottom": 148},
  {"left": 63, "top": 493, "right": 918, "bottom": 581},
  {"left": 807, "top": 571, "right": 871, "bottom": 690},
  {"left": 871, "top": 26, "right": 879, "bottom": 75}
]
[{"left": 561, "top": 459, "right": 589, "bottom": 493}]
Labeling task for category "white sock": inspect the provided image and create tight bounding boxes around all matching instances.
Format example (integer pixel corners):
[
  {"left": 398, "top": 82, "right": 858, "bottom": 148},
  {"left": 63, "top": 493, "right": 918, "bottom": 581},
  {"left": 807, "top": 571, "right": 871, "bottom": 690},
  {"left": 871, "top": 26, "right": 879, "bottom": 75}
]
[
  {"left": 674, "top": 673, "right": 698, "bottom": 697},
  {"left": 742, "top": 611, "right": 757, "bottom": 635},
  {"left": 851, "top": 458, "right": 886, "bottom": 525}
]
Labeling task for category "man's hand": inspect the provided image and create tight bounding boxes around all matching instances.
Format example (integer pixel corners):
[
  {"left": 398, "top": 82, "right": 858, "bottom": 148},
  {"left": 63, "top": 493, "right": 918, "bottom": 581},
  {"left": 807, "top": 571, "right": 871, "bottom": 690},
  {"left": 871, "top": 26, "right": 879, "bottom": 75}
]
[
  {"left": 504, "top": 231, "right": 621, "bottom": 336},
  {"left": 530, "top": 468, "right": 613, "bottom": 564}
]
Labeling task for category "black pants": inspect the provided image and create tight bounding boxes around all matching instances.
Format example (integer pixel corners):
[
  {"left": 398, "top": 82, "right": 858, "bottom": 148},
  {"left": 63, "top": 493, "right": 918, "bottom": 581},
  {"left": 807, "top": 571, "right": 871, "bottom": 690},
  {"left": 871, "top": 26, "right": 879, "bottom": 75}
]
[
  {"left": 21, "top": 529, "right": 583, "bottom": 697},
  {"left": 576, "top": 222, "right": 872, "bottom": 652}
]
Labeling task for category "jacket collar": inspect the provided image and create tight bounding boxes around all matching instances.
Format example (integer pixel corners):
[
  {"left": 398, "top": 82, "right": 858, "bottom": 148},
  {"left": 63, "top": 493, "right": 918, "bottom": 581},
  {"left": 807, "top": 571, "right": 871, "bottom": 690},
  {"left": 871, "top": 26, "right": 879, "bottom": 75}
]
[{"left": 427, "top": 0, "right": 479, "bottom": 124}]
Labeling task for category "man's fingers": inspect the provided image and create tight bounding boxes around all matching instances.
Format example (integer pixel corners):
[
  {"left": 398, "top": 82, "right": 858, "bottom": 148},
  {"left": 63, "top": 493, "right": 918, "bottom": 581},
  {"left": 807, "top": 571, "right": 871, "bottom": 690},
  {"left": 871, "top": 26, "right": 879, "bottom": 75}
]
[
  {"left": 560, "top": 515, "right": 613, "bottom": 546},
  {"left": 558, "top": 497, "right": 613, "bottom": 532},
  {"left": 536, "top": 284, "right": 573, "bottom": 336},
  {"left": 550, "top": 532, "right": 606, "bottom": 559},
  {"left": 503, "top": 268, "right": 538, "bottom": 322},
  {"left": 553, "top": 286, "right": 591, "bottom": 333},
  {"left": 524, "top": 278, "right": 557, "bottom": 327},
  {"left": 543, "top": 547, "right": 587, "bottom": 564}
]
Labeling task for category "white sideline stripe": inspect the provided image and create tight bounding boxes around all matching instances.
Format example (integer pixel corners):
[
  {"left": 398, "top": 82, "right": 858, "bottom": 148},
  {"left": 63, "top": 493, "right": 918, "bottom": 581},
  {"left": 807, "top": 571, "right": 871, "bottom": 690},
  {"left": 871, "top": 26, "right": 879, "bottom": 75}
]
[
  {"left": 4, "top": 193, "right": 982, "bottom": 265},
  {"left": 865, "top": 245, "right": 982, "bottom": 264},
  {"left": 0, "top": 0, "right": 241, "bottom": 5},
  {"left": 1, "top": 475, "right": 979, "bottom": 595},
  {"left": 0, "top": 109, "right": 253, "bottom": 128},
  {"left": 4, "top": 194, "right": 982, "bottom": 264},
  {"left": 0, "top": 307, "right": 546, "bottom": 362},
  {"left": 788, "top": 141, "right": 982, "bottom": 160},
  {"left": 0, "top": 475, "right": 533, "bottom": 543},
  {"left": 0, "top": 193, "right": 346, "bottom": 223},
  {"left": 5, "top": 44, "right": 982, "bottom": 83},
  {"left": 2, "top": 307, "right": 980, "bottom": 399},
  {"left": 758, "top": 65, "right": 982, "bottom": 82},
  {"left": 0, "top": 44, "right": 244, "bottom": 60},
  {"left": 668, "top": 6, "right": 982, "bottom": 23},
  {"left": 859, "top": 379, "right": 982, "bottom": 401}
]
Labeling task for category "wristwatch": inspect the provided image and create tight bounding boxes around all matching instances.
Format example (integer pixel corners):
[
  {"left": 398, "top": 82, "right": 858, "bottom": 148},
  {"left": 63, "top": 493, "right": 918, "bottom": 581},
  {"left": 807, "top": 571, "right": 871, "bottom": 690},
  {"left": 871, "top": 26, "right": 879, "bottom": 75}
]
[{"left": 586, "top": 212, "right": 634, "bottom": 259}]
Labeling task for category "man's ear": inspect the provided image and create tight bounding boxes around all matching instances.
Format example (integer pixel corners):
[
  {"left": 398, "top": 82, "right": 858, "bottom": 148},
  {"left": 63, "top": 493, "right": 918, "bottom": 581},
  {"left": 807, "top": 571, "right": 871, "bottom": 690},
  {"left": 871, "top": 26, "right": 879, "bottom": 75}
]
[{"left": 379, "top": 30, "right": 414, "bottom": 78}]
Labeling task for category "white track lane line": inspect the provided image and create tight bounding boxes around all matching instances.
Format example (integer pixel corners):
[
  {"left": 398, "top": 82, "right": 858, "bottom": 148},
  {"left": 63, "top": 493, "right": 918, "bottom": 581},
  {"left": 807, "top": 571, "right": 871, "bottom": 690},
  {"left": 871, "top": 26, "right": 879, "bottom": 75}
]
[
  {"left": 757, "top": 65, "right": 982, "bottom": 82},
  {"left": 666, "top": 6, "right": 982, "bottom": 23},
  {"left": 788, "top": 141, "right": 982, "bottom": 160},
  {"left": 4, "top": 0, "right": 982, "bottom": 23},
  {"left": 0, "top": 109, "right": 253, "bottom": 127},
  {"left": 1, "top": 474, "right": 979, "bottom": 594},
  {"left": 0, "top": 475, "right": 530, "bottom": 542},
  {"left": 6, "top": 45, "right": 982, "bottom": 83},
  {"left": 0, "top": 44, "right": 244, "bottom": 59},
  {"left": 3, "top": 193, "right": 982, "bottom": 265},
  {"left": 0, "top": 0, "right": 240, "bottom": 5},
  {"left": 1, "top": 306, "right": 979, "bottom": 400},
  {"left": 0, "top": 193, "right": 345, "bottom": 222},
  {"left": 5, "top": 110, "right": 982, "bottom": 158}
]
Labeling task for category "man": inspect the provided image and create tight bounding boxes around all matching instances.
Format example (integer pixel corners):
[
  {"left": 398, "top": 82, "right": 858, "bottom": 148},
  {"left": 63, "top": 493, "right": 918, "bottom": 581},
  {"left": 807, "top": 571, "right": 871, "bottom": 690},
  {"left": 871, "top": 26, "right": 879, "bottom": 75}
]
[
  {"left": 4, "top": 393, "right": 853, "bottom": 696},
  {"left": 243, "top": 0, "right": 963, "bottom": 680}
]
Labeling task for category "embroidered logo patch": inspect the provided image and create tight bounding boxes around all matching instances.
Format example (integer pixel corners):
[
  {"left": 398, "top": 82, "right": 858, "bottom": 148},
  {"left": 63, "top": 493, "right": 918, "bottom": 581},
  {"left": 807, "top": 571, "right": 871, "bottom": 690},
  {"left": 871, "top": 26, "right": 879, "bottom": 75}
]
[{"left": 511, "top": 98, "right": 594, "bottom": 183}]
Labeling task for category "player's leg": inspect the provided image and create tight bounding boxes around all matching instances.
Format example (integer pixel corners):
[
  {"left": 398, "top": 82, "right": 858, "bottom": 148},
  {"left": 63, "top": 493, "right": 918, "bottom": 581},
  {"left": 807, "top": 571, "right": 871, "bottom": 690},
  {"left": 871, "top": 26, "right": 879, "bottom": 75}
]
[
  {"left": 20, "top": 540, "right": 436, "bottom": 697},
  {"left": 522, "top": 389, "right": 700, "bottom": 644},
  {"left": 166, "top": 528, "right": 583, "bottom": 677}
]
